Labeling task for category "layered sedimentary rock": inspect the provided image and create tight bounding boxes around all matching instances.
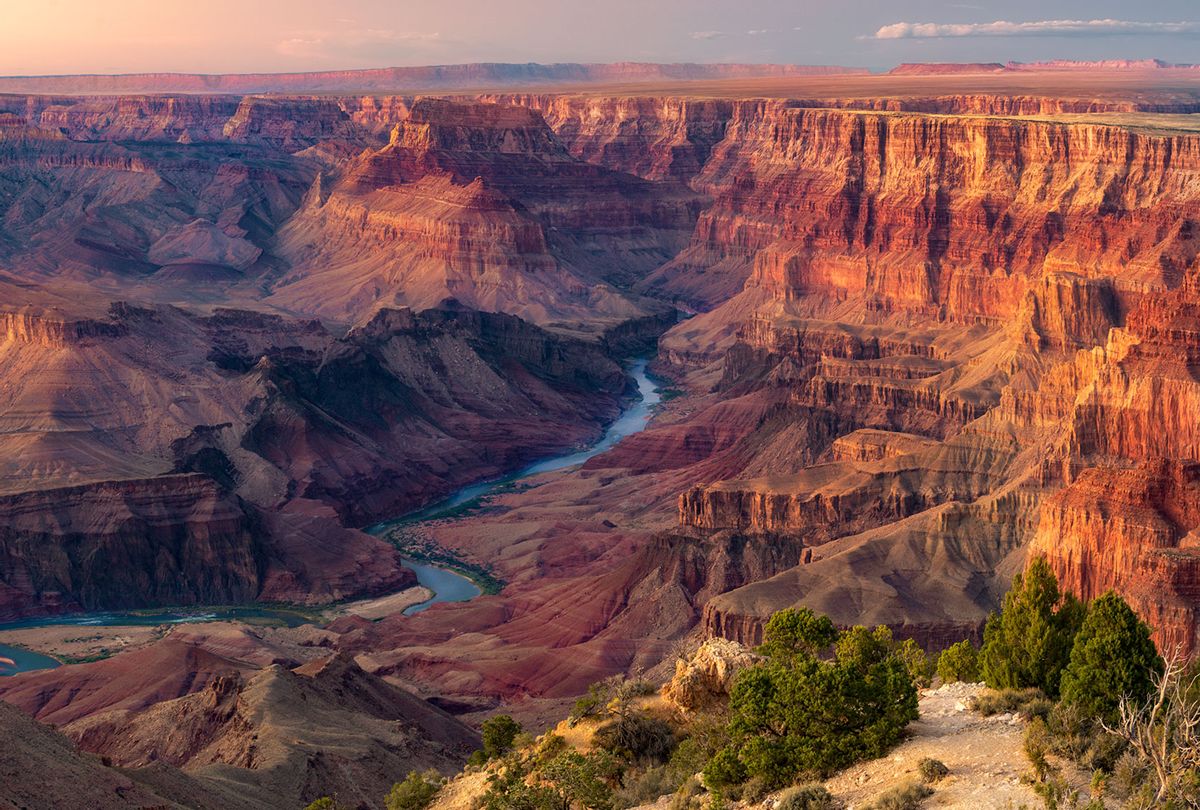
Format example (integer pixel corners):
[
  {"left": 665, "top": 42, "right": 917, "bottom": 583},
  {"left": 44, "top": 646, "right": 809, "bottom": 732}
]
[
  {"left": 273, "top": 98, "right": 697, "bottom": 324},
  {"left": 0, "top": 297, "right": 634, "bottom": 618}
]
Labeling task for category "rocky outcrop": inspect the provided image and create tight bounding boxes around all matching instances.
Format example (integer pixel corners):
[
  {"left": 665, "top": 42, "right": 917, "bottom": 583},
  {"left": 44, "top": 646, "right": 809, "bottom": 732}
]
[
  {"left": 0, "top": 475, "right": 411, "bottom": 620},
  {"left": 662, "top": 638, "right": 759, "bottom": 712},
  {"left": 1031, "top": 463, "right": 1200, "bottom": 656},
  {"left": 62, "top": 653, "right": 479, "bottom": 808}
]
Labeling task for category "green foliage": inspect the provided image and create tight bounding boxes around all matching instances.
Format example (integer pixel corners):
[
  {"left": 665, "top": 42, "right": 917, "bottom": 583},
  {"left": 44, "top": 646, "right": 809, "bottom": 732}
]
[
  {"left": 701, "top": 746, "right": 747, "bottom": 790},
  {"left": 760, "top": 607, "right": 838, "bottom": 660},
  {"left": 1059, "top": 591, "right": 1163, "bottom": 723},
  {"left": 304, "top": 799, "right": 343, "bottom": 810},
  {"left": 385, "top": 770, "right": 442, "bottom": 810},
  {"left": 712, "top": 619, "right": 917, "bottom": 789},
  {"left": 592, "top": 711, "right": 676, "bottom": 764},
  {"left": 863, "top": 781, "right": 933, "bottom": 810},
  {"left": 917, "top": 757, "right": 949, "bottom": 783},
  {"left": 970, "top": 687, "right": 1048, "bottom": 717},
  {"left": 979, "top": 558, "right": 1086, "bottom": 697},
  {"left": 896, "top": 638, "right": 935, "bottom": 689},
  {"left": 569, "top": 675, "right": 656, "bottom": 725},
  {"left": 1043, "top": 702, "right": 1126, "bottom": 772},
  {"left": 935, "top": 640, "right": 980, "bottom": 684},
  {"left": 540, "top": 751, "right": 616, "bottom": 810},
  {"left": 481, "top": 714, "right": 523, "bottom": 760},
  {"left": 479, "top": 750, "right": 615, "bottom": 810},
  {"left": 776, "top": 784, "right": 836, "bottom": 810}
]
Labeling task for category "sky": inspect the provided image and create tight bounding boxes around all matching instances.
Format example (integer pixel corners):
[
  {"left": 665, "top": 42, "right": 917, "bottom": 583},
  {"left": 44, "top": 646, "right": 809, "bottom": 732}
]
[{"left": 3, "top": 0, "right": 1200, "bottom": 75}]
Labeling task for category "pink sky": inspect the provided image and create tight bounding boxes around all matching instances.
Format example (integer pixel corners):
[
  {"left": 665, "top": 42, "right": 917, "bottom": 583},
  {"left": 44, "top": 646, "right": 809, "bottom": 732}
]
[{"left": 3, "top": 0, "right": 1199, "bottom": 75}]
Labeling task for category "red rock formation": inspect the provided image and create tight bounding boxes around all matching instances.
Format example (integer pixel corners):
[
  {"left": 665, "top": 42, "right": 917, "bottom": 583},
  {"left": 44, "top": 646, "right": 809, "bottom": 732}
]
[{"left": 273, "top": 98, "right": 697, "bottom": 323}]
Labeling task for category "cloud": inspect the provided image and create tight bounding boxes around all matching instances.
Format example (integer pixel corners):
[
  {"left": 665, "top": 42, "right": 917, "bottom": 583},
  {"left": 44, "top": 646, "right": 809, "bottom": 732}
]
[
  {"left": 746, "top": 29, "right": 769, "bottom": 36},
  {"left": 690, "top": 30, "right": 725, "bottom": 40},
  {"left": 276, "top": 28, "right": 443, "bottom": 61},
  {"left": 873, "top": 18, "right": 1200, "bottom": 39}
]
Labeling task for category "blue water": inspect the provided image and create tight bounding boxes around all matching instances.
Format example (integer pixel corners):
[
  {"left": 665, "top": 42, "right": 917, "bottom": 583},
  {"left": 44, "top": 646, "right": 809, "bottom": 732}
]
[
  {"left": 401, "top": 560, "right": 483, "bottom": 616},
  {"left": 0, "top": 606, "right": 308, "bottom": 634},
  {"left": 371, "top": 359, "right": 663, "bottom": 612},
  {"left": 0, "top": 643, "right": 60, "bottom": 677}
]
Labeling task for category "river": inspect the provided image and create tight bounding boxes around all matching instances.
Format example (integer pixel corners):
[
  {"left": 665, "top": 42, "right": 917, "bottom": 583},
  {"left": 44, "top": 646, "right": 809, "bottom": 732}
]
[
  {"left": 369, "top": 358, "right": 662, "bottom": 614},
  {"left": 0, "top": 359, "right": 662, "bottom": 672}
]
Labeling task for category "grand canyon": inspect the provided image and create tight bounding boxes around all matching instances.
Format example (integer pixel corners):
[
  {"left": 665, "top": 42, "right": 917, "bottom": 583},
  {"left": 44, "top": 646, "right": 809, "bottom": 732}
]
[{"left": 2, "top": 11, "right": 1200, "bottom": 808}]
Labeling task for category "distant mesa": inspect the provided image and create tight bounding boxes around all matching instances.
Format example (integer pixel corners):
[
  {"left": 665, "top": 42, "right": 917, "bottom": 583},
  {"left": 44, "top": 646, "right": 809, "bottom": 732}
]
[
  {"left": 889, "top": 58, "right": 1199, "bottom": 75},
  {"left": 0, "top": 61, "right": 869, "bottom": 94}
]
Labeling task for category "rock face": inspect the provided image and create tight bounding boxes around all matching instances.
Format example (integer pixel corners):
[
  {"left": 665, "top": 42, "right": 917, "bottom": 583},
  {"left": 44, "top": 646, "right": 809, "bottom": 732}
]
[
  {"left": 662, "top": 638, "right": 760, "bottom": 712},
  {"left": 273, "top": 98, "right": 697, "bottom": 325}
]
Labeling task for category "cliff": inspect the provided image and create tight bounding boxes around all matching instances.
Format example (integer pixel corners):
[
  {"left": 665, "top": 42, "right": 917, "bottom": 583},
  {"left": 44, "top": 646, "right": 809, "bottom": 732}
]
[{"left": 272, "top": 98, "right": 697, "bottom": 324}]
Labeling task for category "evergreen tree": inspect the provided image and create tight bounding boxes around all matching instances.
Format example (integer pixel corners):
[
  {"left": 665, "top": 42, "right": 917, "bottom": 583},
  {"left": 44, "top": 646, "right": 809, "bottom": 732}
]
[
  {"left": 936, "top": 640, "right": 980, "bottom": 683},
  {"left": 979, "top": 557, "right": 1085, "bottom": 696},
  {"left": 1060, "top": 591, "right": 1163, "bottom": 722}
]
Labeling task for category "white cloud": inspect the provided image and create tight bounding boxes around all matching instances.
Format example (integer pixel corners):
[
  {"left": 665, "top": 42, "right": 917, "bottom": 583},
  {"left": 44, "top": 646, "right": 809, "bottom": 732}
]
[
  {"left": 690, "top": 31, "right": 725, "bottom": 40},
  {"left": 873, "top": 18, "right": 1200, "bottom": 39}
]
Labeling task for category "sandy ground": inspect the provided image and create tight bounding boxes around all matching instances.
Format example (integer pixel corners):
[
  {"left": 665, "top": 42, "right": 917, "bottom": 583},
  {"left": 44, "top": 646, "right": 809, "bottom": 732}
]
[
  {"left": 0, "top": 624, "right": 165, "bottom": 663},
  {"left": 824, "top": 682, "right": 1039, "bottom": 809},
  {"left": 329, "top": 586, "right": 434, "bottom": 620}
]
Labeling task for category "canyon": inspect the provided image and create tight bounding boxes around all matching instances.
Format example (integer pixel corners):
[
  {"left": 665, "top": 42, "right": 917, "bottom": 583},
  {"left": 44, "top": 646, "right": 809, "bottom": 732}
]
[{"left": 1, "top": 63, "right": 1200, "bottom": 806}]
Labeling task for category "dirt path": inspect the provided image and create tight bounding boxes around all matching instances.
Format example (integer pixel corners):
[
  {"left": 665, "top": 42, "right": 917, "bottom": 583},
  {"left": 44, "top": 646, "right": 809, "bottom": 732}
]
[{"left": 825, "top": 682, "right": 1039, "bottom": 809}]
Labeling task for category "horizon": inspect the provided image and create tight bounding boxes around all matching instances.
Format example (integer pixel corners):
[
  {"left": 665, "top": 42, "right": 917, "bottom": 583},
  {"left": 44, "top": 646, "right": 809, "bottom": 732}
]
[{"left": 4, "top": 1, "right": 1200, "bottom": 76}]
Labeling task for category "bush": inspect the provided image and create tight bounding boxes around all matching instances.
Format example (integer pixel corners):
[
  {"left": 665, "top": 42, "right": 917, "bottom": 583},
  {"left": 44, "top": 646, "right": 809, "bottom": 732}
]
[
  {"left": 936, "top": 640, "right": 979, "bottom": 684},
  {"left": 979, "top": 558, "right": 1085, "bottom": 697},
  {"left": 1059, "top": 591, "right": 1163, "bottom": 723},
  {"left": 304, "top": 799, "right": 344, "bottom": 810},
  {"left": 717, "top": 622, "right": 918, "bottom": 788},
  {"left": 385, "top": 771, "right": 442, "bottom": 810},
  {"left": 592, "top": 711, "right": 676, "bottom": 764},
  {"left": 969, "top": 687, "right": 1047, "bottom": 717},
  {"left": 863, "top": 781, "right": 933, "bottom": 810},
  {"left": 776, "top": 783, "right": 836, "bottom": 810},
  {"left": 917, "top": 757, "right": 948, "bottom": 783},
  {"left": 896, "top": 639, "right": 935, "bottom": 689},
  {"left": 760, "top": 607, "right": 838, "bottom": 659},
  {"left": 480, "top": 714, "right": 523, "bottom": 760},
  {"left": 668, "top": 777, "right": 704, "bottom": 810},
  {"left": 1043, "top": 702, "right": 1125, "bottom": 772},
  {"left": 701, "top": 746, "right": 746, "bottom": 790}
]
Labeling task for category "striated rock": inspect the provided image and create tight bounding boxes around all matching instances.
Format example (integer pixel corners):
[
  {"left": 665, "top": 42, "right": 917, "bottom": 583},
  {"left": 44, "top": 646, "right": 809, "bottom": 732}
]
[{"left": 273, "top": 98, "right": 697, "bottom": 324}]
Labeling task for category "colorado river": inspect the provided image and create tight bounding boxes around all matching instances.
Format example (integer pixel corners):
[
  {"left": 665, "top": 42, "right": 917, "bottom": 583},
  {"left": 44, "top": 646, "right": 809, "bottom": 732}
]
[
  {"left": 0, "top": 359, "right": 663, "bottom": 671},
  {"left": 368, "top": 358, "right": 663, "bottom": 614}
]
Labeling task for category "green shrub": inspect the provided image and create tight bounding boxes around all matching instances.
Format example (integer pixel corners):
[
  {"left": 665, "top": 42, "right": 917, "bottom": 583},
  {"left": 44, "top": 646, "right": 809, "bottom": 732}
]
[
  {"left": 863, "top": 780, "right": 933, "bottom": 810},
  {"left": 668, "top": 777, "right": 704, "bottom": 810},
  {"left": 776, "top": 783, "right": 836, "bottom": 810},
  {"left": 304, "top": 799, "right": 343, "bottom": 810},
  {"left": 969, "top": 687, "right": 1047, "bottom": 717},
  {"left": 936, "top": 640, "right": 980, "bottom": 683},
  {"left": 592, "top": 711, "right": 676, "bottom": 764},
  {"left": 717, "top": 622, "right": 917, "bottom": 788},
  {"left": 385, "top": 771, "right": 442, "bottom": 810},
  {"left": 896, "top": 639, "right": 936, "bottom": 689},
  {"left": 1059, "top": 591, "right": 1163, "bottom": 723},
  {"left": 480, "top": 714, "right": 523, "bottom": 760},
  {"left": 917, "top": 757, "right": 948, "bottom": 783},
  {"left": 760, "top": 607, "right": 839, "bottom": 659},
  {"left": 701, "top": 746, "right": 746, "bottom": 790},
  {"left": 979, "top": 558, "right": 1085, "bottom": 697}
]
